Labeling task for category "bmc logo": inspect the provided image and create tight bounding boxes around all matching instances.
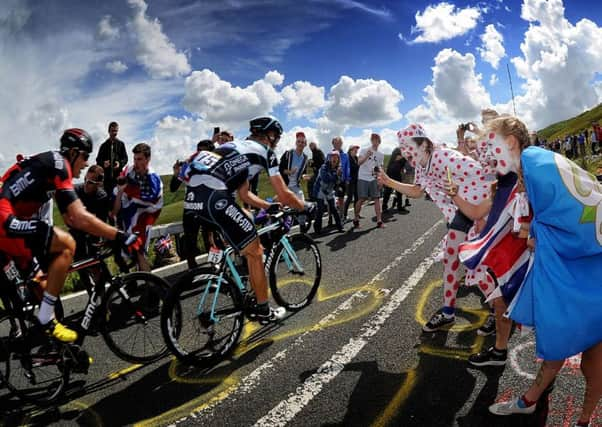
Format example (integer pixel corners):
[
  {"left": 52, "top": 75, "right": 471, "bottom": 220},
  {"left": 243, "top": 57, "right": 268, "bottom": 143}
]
[{"left": 9, "top": 172, "right": 34, "bottom": 197}]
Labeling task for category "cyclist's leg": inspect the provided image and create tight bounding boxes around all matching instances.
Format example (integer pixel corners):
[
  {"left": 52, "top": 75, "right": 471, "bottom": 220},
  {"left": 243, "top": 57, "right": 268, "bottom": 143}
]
[
  {"left": 241, "top": 238, "right": 268, "bottom": 303},
  {"left": 182, "top": 209, "right": 202, "bottom": 269}
]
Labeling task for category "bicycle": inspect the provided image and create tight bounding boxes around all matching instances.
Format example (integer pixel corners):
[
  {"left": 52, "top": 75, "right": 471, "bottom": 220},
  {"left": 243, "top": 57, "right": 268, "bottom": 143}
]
[
  {"left": 161, "top": 208, "right": 321, "bottom": 366},
  {"left": 0, "top": 244, "right": 171, "bottom": 405}
]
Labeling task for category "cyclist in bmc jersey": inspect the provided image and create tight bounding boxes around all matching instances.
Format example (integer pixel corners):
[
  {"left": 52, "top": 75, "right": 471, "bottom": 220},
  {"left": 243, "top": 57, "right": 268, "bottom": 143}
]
[
  {"left": 178, "top": 116, "right": 310, "bottom": 323},
  {"left": 0, "top": 129, "right": 141, "bottom": 342}
]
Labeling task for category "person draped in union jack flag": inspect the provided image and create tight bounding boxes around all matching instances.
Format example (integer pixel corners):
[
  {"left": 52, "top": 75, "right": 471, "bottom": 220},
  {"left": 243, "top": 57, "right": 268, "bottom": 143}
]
[{"left": 112, "top": 143, "right": 163, "bottom": 272}]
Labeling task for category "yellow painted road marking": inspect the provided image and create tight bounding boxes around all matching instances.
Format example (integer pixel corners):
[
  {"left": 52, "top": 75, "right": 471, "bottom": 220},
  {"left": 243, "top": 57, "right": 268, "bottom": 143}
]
[
  {"left": 371, "top": 369, "right": 418, "bottom": 427},
  {"left": 107, "top": 363, "right": 143, "bottom": 380}
]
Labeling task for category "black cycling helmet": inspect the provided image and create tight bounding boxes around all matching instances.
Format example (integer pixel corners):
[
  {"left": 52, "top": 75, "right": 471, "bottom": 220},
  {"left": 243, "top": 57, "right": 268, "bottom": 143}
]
[
  {"left": 249, "top": 116, "right": 283, "bottom": 137},
  {"left": 196, "top": 139, "right": 215, "bottom": 151},
  {"left": 60, "top": 128, "right": 93, "bottom": 154}
]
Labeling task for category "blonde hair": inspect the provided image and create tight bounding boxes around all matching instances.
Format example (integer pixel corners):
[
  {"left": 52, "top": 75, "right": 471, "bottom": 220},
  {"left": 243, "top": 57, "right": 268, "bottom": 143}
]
[
  {"left": 487, "top": 116, "right": 530, "bottom": 151},
  {"left": 481, "top": 108, "right": 500, "bottom": 125}
]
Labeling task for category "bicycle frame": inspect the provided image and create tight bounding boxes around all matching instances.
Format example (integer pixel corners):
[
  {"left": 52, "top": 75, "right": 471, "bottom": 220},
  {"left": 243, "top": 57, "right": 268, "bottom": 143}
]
[{"left": 196, "top": 216, "right": 304, "bottom": 323}]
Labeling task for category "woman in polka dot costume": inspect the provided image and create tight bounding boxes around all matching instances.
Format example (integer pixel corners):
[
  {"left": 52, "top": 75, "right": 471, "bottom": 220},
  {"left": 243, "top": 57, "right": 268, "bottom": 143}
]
[
  {"left": 448, "top": 116, "right": 532, "bottom": 369},
  {"left": 378, "top": 123, "right": 493, "bottom": 332}
]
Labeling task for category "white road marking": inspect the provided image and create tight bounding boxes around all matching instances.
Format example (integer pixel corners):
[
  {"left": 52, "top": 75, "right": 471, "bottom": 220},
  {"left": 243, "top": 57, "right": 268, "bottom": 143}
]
[
  {"left": 179, "top": 219, "right": 444, "bottom": 422},
  {"left": 253, "top": 246, "right": 439, "bottom": 427}
]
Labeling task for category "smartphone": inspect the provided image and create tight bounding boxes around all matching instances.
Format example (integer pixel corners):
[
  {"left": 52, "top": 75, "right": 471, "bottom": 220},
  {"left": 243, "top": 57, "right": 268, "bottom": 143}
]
[{"left": 213, "top": 127, "right": 220, "bottom": 135}]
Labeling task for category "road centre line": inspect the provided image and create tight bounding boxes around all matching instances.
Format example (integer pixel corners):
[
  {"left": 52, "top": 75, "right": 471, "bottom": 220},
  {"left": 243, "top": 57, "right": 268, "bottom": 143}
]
[
  {"left": 253, "top": 246, "right": 439, "bottom": 427},
  {"left": 156, "top": 220, "right": 444, "bottom": 425}
]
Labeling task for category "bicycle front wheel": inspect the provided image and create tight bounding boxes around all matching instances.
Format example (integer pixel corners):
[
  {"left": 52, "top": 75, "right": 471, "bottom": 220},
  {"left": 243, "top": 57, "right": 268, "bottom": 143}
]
[
  {"left": 102, "top": 272, "right": 171, "bottom": 364},
  {"left": 161, "top": 268, "right": 244, "bottom": 366},
  {"left": 268, "top": 233, "right": 321, "bottom": 311},
  {"left": 0, "top": 312, "right": 69, "bottom": 405}
]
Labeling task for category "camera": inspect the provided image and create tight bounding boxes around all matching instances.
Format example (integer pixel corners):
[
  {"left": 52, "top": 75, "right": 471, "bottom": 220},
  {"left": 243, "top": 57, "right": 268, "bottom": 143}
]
[{"left": 460, "top": 123, "right": 471, "bottom": 132}]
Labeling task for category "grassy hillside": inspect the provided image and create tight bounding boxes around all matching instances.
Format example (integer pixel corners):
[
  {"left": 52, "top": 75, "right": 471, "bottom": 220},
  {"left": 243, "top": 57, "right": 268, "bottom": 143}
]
[{"left": 538, "top": 103, "right": 602, "bottom": 140}]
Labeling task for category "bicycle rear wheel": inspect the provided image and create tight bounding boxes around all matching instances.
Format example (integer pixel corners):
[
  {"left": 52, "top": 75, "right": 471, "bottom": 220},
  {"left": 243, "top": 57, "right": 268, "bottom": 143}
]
[
  {"left": 268, "top": 233, "right": 321, "bottom": 311},
  {"left": 161, "top": 268, "right": 244, "bottom": 366},
  {"left": 0, "top": 312, "right": 69, "bottom": 405},
  {"left": 102, "top": 272, "right": 171, "bottom": 364}
]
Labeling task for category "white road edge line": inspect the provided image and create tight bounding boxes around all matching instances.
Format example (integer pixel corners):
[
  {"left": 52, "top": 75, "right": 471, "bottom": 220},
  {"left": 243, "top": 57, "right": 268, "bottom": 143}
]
[
  {"left": 253, "top": 246, "right": 439, "bottom": 427},
  {"left": 182, "top": 219, "right": 444, "bottom": 422}
]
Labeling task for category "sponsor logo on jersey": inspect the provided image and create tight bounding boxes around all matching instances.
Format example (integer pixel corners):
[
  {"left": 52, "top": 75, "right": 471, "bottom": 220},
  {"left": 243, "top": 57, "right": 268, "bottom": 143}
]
[
  {"left": 8, "top": 217, "right": 37, "bottom": 233},
  {"left": 186, "top": 192, "right": 194, "bottom": 201},
  {"left": 52, "top": 151, "right": 64, "bottom": 170},
  {"left": 225, "top": 205, "right": 254, "bottom": 232},
  {"left": 9, "top": 172, "right": 34, "bottom": 197},
  {"left": 215, "top": 199, "right": 228, "bottom": 210},
  {"left": 222, "top": 156, "right": 250, "bottom": 175},
  {"left": 183, "top": 202, "right": 203, "bottom": 211}
]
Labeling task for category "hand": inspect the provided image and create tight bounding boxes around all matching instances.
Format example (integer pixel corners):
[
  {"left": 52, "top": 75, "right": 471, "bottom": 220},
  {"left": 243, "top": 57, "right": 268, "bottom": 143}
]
[
  {"left": 266, "top": 202, "right": 282, "bottom": 215},
  {"left": 116, "top": 231, "right": 142, "bottom": 254},
  {"left": 103, "top": 160, "right": 111, "bottom": 169},
  {"left": 301, "top": 174, "right": 311, "bottom": 181},
  {"left": 444, "top": 181, "right": 458, "bottom": 197},
  {"left": 303, "top": 201, "right": 317, "bottom": 217},
  {"left": 527, "top": 237, "right": 536, "bottom": 251},
  {"left": 116, "top": 176, "right": 127, "bottom": 192},
  {"left": 377, "top": 170, "right": 389, "bottom": 187},
  {"left": 366, "top": 149, "right": 373, "bottom": 157},
  {"left": 468, "top": 122, "right": 480, "bottom": 134},
  {"left": 173, "top": 161, "right": 182, "bottom": 176}
]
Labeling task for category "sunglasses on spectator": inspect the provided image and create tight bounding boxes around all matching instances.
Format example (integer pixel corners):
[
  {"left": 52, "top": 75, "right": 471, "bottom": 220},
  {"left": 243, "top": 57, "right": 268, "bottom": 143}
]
[{"left": 86, "top": 176, "right": 103, "bottom": 185}]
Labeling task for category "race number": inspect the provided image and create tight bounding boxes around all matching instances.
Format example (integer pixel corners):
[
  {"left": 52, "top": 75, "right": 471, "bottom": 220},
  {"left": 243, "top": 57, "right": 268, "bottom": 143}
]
[{"left": 208, "top": 246, "right": 223, "bottom": 264}]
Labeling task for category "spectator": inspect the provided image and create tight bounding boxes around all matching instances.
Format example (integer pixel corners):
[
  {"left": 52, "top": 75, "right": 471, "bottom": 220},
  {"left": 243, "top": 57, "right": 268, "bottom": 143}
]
[
  {"left": 353, "top": 133, "right": 385, "bottom": 229},
  {"left": 332, "top": 137, "right": 351, "bottom": 218},
  {"left": 307, "top": 141, "right": 325, "bottom": 200},
  {"left": 172, "top": 139, "right": 220, "bottom": 268},
  {"left": 578, "top": 131, "right": 586, "bottom": 157},
  {"left": 382, "top": 147, "right": 409, "bottom": 214},
  {"left": 112, "top": 143, "right": 163, "bottom": 272},
  {"left": 343, "top": 145, "right": 360, "bottom": 221},
  {"left": 70, "top": 165, "right": 109, "bottom": 261},
  {"left": 96, "top": 121, "right": 128, "bottom": 199},
  {"left": 564, "top": 135, "right": 572, "bottom": 158},
  {"left": 279, "top": 132, "right": 309, "bottom": 201},
  {"left": 571, "top": 134, "right": 578, "bottom": 158},
  {"left": 592, "top": 125, "right": 599, "bottom": 154},
  {"left": 313, "top": 151, "right": 344, "bottom": 234}
]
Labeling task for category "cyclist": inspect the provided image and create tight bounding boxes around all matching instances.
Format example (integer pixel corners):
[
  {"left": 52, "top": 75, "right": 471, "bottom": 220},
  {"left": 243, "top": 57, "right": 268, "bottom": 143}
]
[
  {"left": 0, "top": 129, "right": 141, "bottom": 343},
  {"left": 178, "top": 116, "right": 310, "bottom": 323}
]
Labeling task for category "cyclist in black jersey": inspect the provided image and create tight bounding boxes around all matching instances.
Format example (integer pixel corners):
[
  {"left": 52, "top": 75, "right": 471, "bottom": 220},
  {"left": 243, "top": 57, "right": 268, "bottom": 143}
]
[
  {"left": 176, "top": 116, "right": 311, "bottom": 322},
  {"left": 0, "top": 129, "right": 142, "bottom": 342}
]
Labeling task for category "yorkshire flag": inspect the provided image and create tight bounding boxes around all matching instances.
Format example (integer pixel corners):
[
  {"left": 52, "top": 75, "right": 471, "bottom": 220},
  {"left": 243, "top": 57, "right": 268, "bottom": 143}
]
[{"left": 508, "top": 146, "right": 602, "bottom": 360}]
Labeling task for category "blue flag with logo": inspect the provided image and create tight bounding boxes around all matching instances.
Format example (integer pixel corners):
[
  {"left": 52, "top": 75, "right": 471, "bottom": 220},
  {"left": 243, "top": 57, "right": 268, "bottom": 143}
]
[{"left": 508, "top": 147, "right": 602, "bottom": 360}]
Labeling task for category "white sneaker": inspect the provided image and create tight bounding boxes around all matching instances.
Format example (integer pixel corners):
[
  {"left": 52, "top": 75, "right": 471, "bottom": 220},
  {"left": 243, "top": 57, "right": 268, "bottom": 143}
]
[{"left": 489, "top": 396, "right": 536, "bottom": 415}]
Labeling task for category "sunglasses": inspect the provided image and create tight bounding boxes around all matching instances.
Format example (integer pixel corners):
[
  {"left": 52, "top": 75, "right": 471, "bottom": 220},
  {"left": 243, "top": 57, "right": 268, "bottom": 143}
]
[{"left": 86, "top": 176, "right": 103, "bottom": 185}]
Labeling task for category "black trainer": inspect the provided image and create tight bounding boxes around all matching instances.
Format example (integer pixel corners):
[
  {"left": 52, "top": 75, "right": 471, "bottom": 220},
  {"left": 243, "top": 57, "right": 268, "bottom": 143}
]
[
  {"left": 422, "top": 313, "right": 455, "bottom": 332},
  {"left": 468, "top": 346, "right": 507, "bottom": 367},
  {"left": 477, "top": 314, "right": 496, "bottom": 336}
]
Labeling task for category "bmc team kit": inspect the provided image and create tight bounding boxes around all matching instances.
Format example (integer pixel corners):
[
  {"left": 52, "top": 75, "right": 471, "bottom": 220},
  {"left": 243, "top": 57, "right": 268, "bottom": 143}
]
[
  {"left": 0, "top": 243, "right": 170, "bottom": 405},
  {"left": 161, "top": 208, "right": 322, "bottom": 366}
]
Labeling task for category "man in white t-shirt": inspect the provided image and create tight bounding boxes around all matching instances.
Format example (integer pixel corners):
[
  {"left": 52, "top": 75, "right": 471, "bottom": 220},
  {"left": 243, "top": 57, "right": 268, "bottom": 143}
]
[{"left": 353, "top": 133, "right": 385, "bottom": 229}]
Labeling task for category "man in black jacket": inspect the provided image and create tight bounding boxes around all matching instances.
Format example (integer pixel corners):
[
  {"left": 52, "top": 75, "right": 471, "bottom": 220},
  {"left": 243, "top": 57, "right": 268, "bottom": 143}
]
[
  {"left": 382, "top": 147, "right": 409, "bottom": 214},
  {"left": 279, "top": 132, "right": 309, "bottom": 201},
  {"left": 96, "top": 121, "right": 128, "bottom": 197}
]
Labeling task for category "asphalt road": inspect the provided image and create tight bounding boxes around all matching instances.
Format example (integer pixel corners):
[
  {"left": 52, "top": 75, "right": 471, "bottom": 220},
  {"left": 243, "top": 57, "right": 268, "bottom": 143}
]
[{"left": 1, "top": 198, "right": 599, "bottom": 427}]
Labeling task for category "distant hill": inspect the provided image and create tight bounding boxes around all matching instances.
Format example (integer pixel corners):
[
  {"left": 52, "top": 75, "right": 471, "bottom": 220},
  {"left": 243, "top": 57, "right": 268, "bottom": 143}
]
[{"left": 538, "top": 103, "right": 602, "bottom": 140}]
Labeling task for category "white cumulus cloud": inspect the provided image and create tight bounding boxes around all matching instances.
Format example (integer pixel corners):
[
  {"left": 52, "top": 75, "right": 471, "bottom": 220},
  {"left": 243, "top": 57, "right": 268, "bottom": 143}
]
[
  {"left": 127, "top": 0, "right": 191, "bottom": 79},
  {"left": 410, "top": 2, "right": 481, "bottom": 43},
  {"left": 323, "top": 76, "right": 403, "bottom": 127},
  {"left": 281, "top": 81, "right": 325, "bottom": 118},
  {"left": 478, "top": 24, "right": 506, "bottom": 69},
  {"left": 97, "top": 15, "right": 120, "bottom": 41},
  {"left": 489, "top": 73, "right": 498, "bottom": 86},
  {"left": 182, "top": 69, "right": 284, "bottom": 131},
  {"left": 510, "top": 0, "right": 602, "bottom": 129},
  {"left": 106, "top": 60, "right": 128, "bottom": 74}
]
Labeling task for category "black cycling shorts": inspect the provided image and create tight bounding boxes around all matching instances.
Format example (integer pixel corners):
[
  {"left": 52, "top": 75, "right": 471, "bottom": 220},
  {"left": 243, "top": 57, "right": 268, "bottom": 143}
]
[
  {"left": 447, "top": 210, "right": 473, "bottom": 233},
  {"left": 183, "top": 185, "right": 257, "bottom": 252}
]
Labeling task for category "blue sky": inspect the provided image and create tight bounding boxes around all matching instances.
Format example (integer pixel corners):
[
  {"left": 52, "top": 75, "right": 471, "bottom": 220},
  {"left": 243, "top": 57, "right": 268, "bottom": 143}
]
[{"left": 1, "top": 0, "right": 601, "bottom": 173}]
